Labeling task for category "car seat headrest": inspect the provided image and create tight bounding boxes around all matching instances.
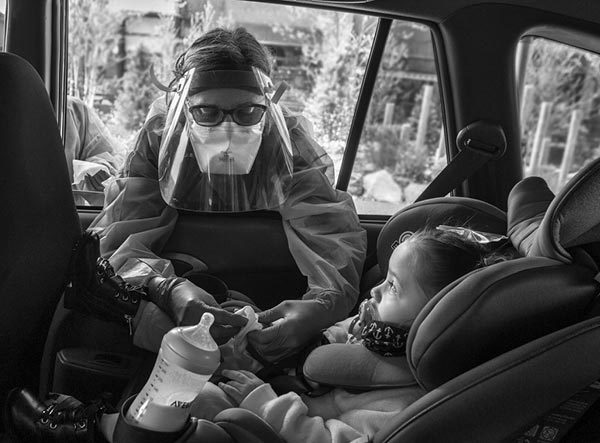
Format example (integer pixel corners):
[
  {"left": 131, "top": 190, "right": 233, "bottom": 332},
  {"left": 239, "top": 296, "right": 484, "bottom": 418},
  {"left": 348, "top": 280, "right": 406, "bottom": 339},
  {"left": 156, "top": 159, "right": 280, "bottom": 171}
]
[
  {"left": 506, "top": 176, "right": 555, "bottom": 256},
  {"left": 377, "top": 197, "right": 507, "bottom": 274},
  {"left": 407, "top": 257, "right": 600, "bottom": 390},
  {"left": 508, "top": 157, "right": 600, "bottom": 266}
]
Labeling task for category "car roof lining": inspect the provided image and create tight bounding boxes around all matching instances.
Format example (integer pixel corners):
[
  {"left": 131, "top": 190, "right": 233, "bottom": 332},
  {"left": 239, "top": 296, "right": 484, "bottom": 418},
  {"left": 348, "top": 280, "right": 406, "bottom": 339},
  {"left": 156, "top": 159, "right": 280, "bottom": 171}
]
[{"left": 264, "top": 0, "right": 600, "bottom": 27}]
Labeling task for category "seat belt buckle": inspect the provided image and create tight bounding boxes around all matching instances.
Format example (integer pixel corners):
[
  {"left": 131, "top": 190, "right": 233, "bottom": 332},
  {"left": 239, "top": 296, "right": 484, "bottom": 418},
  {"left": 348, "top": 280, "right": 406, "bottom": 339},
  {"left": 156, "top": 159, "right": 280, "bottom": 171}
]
[{"left": 457, "top": 120, "right": 507, "bottom": 159}]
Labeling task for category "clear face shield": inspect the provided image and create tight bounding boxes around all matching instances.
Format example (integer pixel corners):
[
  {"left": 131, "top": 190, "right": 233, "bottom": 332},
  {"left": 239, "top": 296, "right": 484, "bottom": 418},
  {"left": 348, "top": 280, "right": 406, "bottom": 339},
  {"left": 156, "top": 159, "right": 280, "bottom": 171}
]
[{"left": 158, "top": 67, "right": 294, "bottom": 212}]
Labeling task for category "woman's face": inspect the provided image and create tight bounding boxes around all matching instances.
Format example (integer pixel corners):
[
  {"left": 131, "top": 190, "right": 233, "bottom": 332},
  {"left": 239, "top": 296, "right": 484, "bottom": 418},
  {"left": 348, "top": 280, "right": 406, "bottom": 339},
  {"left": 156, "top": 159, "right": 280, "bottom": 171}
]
[
  {"left": 369, "top": 241, "right": 430, "bottom": 327},
  {"left": 187, "top": 88, "right": 266, "bottom": 113}
]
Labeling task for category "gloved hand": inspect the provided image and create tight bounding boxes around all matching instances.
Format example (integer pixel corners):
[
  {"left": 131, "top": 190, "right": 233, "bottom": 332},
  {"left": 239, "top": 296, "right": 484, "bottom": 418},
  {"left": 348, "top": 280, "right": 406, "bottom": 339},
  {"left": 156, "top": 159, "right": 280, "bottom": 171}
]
[
  {"left": 247, "top": 299, "right": 336, "bottom": 362},
  {"left": 147, "top": 276, "right": 248, "bottom": 344},
  {"left": 83, "top": 169, "right": 110, "bottom": 191}
]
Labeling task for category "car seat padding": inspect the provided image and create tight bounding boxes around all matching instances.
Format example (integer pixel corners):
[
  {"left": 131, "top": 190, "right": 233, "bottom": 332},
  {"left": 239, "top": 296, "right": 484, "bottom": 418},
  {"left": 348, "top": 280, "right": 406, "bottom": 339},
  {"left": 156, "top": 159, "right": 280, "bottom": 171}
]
[
  {"left": 509, "top": 157, "right": 600, "bottom": 265},
  {"left": 408, "top": 257, "right": 599, "bottom": 390},
  {"left": 303, "top": 343, "right": 417, "bottom": 390},
  {"left": 377, "top": 197, "right": 507, "bottom": 274},
  {"left": 507, "top": 176, "right": 555, "bottom": 256}
]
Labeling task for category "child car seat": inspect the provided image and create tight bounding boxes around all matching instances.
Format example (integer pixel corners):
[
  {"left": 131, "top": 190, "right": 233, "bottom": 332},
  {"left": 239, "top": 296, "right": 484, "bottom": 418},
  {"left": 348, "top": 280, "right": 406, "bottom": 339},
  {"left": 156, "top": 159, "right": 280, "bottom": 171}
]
[{"left": 299, "top": 157, "right": 600, "bottom": 441}]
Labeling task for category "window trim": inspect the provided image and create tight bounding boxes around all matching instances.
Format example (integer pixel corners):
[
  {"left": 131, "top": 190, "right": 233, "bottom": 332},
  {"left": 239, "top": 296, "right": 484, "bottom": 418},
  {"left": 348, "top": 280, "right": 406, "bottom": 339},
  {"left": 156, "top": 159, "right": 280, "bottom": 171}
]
[{"left": 335, "top": 17, "right": 391, "bottom": 192}]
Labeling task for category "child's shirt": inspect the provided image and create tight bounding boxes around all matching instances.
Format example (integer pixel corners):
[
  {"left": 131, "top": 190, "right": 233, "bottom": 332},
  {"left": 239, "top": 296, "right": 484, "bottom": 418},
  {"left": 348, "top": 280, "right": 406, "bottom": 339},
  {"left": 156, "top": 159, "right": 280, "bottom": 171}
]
[
  {"left": 232, "top": 316, "right": 424, "bottom": 443},
  {"left": 239, "top": 381, "right": 424, "bottom": 443}
]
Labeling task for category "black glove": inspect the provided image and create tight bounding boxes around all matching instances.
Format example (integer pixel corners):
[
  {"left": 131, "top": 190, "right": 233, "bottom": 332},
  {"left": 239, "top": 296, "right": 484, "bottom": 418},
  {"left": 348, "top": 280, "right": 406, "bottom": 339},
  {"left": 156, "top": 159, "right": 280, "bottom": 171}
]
[
  {"left": 147, "top": 276, "right": 248, "bottom": 345},
  {"left": 248, "top": 299, "right": 336, "bottom": 362}
]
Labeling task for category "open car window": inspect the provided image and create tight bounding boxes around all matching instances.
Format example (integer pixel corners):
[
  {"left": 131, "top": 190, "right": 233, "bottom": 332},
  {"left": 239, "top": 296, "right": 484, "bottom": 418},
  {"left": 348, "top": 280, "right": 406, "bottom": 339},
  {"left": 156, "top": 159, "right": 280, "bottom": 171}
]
[
  {"left": 66, "top": 0, "right": 444, "bottom": 215},
  {"left": 519, "top": 36, "right": 600, "bottom": 194},
  {"left": 0, "top": 0, "right": 5, "bottom": 51}
]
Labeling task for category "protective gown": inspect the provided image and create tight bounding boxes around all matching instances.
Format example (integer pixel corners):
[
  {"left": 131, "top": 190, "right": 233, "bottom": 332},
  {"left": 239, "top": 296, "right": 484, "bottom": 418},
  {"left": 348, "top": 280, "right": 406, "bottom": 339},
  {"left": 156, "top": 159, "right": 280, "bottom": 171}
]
[{"left": 89, "top": 99, "right": 367, "bottom": 326}]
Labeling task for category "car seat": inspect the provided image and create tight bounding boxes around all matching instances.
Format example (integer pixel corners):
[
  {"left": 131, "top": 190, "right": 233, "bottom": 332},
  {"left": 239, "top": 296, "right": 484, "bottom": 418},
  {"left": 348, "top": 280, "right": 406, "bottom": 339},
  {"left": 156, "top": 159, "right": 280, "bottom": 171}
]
[
  {"left": 295, "top": 157, "right": 600, "bottom": 441},
  {"left": 0, "top": 53, "right": 81, "bottom": 424}
]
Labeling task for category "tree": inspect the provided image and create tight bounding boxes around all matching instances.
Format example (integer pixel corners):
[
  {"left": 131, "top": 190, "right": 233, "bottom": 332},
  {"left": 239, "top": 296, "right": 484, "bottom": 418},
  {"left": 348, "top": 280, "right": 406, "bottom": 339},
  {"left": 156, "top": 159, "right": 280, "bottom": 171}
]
[
  {"left": 302, "top": 14, "right": 377, "bottom": 153},
  {"left": 152, "top": 0, "right": 235, "bottom": 84},
  {"left": 68, "top": 0, "right": 124, "bottom": 107},
  {"left": 112, "top": 46, "right": 159, "bottom": 133},
  {"left": 522, "top": 39, "right": 600, "bottom": 170}
]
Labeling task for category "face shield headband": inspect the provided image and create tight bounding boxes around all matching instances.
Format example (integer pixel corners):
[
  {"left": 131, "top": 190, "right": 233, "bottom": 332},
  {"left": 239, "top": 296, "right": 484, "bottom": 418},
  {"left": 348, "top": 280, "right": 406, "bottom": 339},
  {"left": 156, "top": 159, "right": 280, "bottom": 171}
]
[{"left": 157, "top": 67, "right": 294, "bottom": 213}]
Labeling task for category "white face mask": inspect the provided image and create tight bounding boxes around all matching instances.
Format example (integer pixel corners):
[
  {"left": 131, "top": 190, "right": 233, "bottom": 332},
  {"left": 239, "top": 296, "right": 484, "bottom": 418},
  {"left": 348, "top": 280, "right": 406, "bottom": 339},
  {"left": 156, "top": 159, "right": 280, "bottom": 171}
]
[{"left": 188, "top": 120, "right": 263, "bottom": 175}]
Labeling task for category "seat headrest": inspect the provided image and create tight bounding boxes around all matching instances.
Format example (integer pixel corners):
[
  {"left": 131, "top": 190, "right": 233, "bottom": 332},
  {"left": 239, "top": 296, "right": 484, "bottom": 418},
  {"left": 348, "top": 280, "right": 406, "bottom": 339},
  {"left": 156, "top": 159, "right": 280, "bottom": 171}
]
[
  {"left": 506, "top": 176, "right": 555, "bottom": 256},
  {"left": 407, "top": 257, "right": 599, "bottom": 390},
  {"left": 377, "top": 197, "right": 507, "bottom": 273},
  {"left": 508, "top": 158, "right": 600, "bottom": 265}
]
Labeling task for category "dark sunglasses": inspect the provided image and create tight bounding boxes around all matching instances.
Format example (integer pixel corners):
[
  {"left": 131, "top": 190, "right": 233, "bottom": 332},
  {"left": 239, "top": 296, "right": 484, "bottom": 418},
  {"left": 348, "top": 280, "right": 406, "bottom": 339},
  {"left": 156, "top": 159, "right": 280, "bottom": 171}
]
[{"left": 188, "top": 104, "right": 267, "bottom": 127}]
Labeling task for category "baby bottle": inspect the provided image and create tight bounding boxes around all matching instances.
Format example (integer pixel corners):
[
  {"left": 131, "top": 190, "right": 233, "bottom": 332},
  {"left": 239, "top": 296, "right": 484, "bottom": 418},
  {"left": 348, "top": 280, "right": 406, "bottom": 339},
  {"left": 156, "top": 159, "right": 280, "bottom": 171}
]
[{"left": 126, "top": 312, "right": 221, "bottom": 432}]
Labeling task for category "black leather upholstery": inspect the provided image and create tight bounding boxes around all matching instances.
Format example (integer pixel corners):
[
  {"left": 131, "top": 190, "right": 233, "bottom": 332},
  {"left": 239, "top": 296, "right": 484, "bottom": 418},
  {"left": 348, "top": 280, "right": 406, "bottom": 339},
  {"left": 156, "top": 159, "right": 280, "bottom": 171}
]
[
  {"left": 164, "top": 212, "right": 307, "bottom": 309},
  {"left": 408, "top": 257, "right": 599, "bottom": 390},
  {"left": 0, "top": 53, "right": 80, "bottom": 414},
  {"left": 377, "top": 197, "right": 507, "bottom": 273},
  {"left": 377, "top": 317, "right": 600, "bottom": 442}
]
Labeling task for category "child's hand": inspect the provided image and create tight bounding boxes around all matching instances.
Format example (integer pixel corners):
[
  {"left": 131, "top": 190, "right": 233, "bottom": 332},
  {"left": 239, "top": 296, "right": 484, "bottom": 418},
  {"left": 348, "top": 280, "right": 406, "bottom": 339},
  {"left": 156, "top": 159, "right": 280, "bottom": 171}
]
[{"left": 218, "top": 369, "right": 265, "bottom": 405}]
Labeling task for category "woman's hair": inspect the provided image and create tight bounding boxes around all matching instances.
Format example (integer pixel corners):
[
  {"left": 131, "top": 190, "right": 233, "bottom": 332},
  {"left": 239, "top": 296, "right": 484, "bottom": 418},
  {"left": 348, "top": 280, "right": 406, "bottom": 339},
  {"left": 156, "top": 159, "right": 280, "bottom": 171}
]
[
  {"left": 172, "top": 27, "right": 272, "bottom": 86},
  {"left": 404, "top": 227, "right": 517, "bottom": 299}
]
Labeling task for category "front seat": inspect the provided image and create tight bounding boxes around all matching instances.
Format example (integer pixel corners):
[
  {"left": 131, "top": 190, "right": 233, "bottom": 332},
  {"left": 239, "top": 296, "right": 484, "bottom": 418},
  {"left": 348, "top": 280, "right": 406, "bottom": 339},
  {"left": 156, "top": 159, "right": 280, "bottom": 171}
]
[{"left": 0, "top": 53, "right": 81, "bottom": 421}]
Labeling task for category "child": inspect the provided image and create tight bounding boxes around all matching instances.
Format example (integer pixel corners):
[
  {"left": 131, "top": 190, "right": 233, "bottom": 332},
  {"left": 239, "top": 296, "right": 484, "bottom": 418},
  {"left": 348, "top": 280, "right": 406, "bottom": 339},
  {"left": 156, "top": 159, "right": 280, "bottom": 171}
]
[
  {"left": 204, "top": 225, "right": 516, "bottom": 443},
  {"left": 5, "top": 226, "right": 513, "bottom": 443}
]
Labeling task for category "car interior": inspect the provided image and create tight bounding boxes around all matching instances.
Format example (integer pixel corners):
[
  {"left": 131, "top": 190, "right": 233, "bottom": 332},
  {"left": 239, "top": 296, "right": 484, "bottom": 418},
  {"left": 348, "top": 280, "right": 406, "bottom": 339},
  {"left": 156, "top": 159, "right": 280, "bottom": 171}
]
[{"left": 3, "top": 0, "right": 600, "bottom": 441}]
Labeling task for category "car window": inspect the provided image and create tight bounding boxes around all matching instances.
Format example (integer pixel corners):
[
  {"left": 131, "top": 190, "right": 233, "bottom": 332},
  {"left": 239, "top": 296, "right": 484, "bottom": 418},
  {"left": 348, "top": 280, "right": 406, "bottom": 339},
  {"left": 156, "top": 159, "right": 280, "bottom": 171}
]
[
  {"left": 0, "top": 0, "right": 5, "bottom": 51},
  {"left": 518, "top": 37, "right": 600, "bottom": 193},
  {"left": 350, "top": 21, "right": 443, "bottom": 215},
  {"left": 67, "top": 0, "right": 444, "bottom": 214}
]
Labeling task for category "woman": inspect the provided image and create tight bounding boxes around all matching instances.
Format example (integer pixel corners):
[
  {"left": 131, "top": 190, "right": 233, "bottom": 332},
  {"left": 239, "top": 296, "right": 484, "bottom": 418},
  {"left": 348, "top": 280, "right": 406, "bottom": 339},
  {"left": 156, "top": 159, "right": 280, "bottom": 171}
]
[{"left": 89, "top": 27, "right": 367, "bottom": 362}]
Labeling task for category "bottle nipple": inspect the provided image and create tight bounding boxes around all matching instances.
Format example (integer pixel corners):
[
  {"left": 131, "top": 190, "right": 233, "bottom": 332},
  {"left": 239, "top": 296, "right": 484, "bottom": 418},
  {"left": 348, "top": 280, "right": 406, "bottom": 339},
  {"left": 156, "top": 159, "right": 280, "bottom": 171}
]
[{"left": 182, "top": 312, "right": 218, "bottom": 351}]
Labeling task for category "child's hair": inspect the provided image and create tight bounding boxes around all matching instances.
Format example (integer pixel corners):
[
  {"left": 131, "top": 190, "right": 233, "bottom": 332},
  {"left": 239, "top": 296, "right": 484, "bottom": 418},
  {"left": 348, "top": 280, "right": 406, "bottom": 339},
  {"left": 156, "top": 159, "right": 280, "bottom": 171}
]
[{"left": 404, "top": 227, "right": 517, "bottom": 299}]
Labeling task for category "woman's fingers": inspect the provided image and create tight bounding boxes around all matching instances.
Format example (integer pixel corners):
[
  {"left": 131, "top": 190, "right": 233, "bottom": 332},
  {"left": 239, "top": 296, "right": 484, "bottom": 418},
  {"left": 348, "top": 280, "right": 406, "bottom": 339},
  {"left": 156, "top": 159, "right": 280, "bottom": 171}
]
[{"left": 205, "top": 305, "right": 248, "bottom": 327}]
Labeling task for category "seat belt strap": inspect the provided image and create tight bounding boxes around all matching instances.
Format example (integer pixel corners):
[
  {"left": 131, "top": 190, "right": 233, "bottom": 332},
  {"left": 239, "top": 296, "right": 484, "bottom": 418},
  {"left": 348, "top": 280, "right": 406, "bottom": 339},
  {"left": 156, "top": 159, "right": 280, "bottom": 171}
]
[
  {"left": 415, "top": 121, "right": 507, "bottom": 202},
  {"left": 415, "top": 146, "right": 491, "bottom": 202}
]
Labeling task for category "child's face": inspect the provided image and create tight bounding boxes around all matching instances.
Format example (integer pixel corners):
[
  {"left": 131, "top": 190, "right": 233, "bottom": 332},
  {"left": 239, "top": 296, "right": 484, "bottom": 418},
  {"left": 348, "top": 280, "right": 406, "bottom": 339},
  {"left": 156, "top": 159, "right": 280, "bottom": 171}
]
[{"left": 369, "top": 241, "right": 429, "bottom": 327}]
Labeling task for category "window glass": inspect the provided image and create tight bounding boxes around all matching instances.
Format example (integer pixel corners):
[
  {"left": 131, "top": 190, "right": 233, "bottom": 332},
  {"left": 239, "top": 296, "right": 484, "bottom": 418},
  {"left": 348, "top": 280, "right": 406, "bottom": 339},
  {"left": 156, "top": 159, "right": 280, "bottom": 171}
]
[
  {"left": 518, "top": 37, "right": 600, "bottom": 193},
  {"left": 0, "top": 0, "right": 5, "bottom": 51},
  {"left": 67, "top": 0, "right": 443, "bottom": 214},
  {"left": 350, "top": 21, "right": 443, "bottom": 215}
]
